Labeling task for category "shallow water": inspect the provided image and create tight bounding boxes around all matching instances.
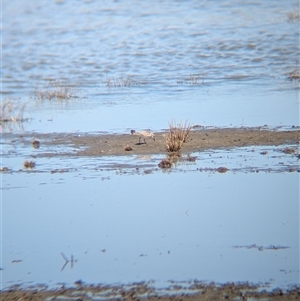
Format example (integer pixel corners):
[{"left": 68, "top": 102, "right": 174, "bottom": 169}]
[
  {"left": 2, "top": 171, "right": 299, "bottom": 289},
  {"left": 1, "top": 144, "right": 299, "bottom": 289},
  {"left": 1, "top": 0, "right": 299, "bottom": 292},
  {"left": 1, "top": 0, "right": 299, "bottom": 133}
]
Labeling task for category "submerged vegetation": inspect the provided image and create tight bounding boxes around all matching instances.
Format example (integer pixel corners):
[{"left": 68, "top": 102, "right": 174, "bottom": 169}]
[
  {"left": 163, "top": 120, "right": 192, "bottom": 152},
  {"left": 105, "top": 74, "right": 142, "bottom": 87}
]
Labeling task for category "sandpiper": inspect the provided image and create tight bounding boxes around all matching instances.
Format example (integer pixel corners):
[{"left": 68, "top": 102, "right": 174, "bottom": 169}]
[{"left": 131, "top": 130, "right": 155, "bottom": 144}]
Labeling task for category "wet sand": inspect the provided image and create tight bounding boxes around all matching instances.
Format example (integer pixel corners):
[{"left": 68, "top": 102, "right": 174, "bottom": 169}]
[{"left": 14, "top": 127, "right": 300, "bottom": 158}]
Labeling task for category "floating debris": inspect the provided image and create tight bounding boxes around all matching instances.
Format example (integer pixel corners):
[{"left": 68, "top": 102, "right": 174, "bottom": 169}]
[
  {"left": 50, "top": 168, "right": 69, "bottom": 174},
  {"left": 233, "top": 244, "right": 290, "bottom": 251}
]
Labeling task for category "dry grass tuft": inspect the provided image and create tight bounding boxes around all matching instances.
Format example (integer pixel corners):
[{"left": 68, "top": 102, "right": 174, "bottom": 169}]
[
  {"left": 0, "top": 99, "right": 27, "bottom": 123},
  {"left": 23, "top": 160, "right": 35, "bottom": 169},
  {"left": 177, "top": 74, "right": 205, "bottom": 85},
  {"left": 287, "top": 70, "right": 300, "bottom": 80},
  {"left": 164, "top": 120, "right": 192, "bottom": 152},
  {"left": 34, "top": 82, "right": 78, "bottom": 101},
  {"left": 105, "top": 74, "right": 141, "bottom": 87},
  {"left": 287, "top": 11, "right": 300, "bottom": 22}
]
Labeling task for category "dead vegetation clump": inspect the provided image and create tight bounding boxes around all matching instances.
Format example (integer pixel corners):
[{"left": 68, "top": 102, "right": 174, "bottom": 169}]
[
  {"left": 164, "top": 120, "right": 192, "bottom": 152},
  {"left": 34, "top": 82, "right": 78, "bottom": 101},
  {"left": 23, "top": 160, "right": 35, "bottom": 169},
  {"left": 32, "top": 140, "right": 40, "bottom": 149},
  {"left": 158, "top": 158, "right": 172, "bottom": 169},
  {"left": 281, "top": 147, "right": 295, "bottom": 154},
  {"left": 0, "top": 99, "right": 28, "bottom": 123},
  {"left": 158, "top": 153, "right": 180, "bottom": 169},
  {"left": 158, "top": 153, "right": 196, "bottom": 169},
  {"left": 185, "top": 154, "right": 197, "bottom": 162},
  {"left": 260, "top": 151, "right": 268, "bottom": 155},
  {"left": 124, "top": 145, "right": 133, "bottom": 151}
]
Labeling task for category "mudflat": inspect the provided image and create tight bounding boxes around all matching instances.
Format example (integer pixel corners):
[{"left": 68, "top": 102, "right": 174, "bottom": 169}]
[
  {"left": 1, "top": 282, "right": 300, "bottom": 301},
  {"left": 14, "top": 127, "right": 300, "bottom": 158}
]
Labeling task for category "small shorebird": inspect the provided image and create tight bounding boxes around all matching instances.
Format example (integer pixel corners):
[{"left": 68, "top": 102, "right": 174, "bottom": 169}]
[{"left": 131, "top": 130, "right": 155, "bottom": 144}]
